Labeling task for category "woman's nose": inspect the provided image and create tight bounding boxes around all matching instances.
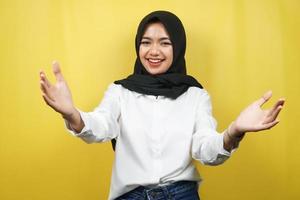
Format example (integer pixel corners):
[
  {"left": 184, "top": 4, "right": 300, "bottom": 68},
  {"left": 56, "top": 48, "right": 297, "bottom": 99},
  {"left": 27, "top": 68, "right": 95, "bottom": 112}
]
[{"left": 149, "top": 44, "right": 160, "bottom": 56}]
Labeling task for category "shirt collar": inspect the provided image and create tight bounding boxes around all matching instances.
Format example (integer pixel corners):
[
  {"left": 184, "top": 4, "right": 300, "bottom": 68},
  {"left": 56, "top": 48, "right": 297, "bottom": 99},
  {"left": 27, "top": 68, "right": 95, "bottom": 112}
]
[
  {"left": 132, "top": 92, "right": 144, "bottom": 98},
  {"left": 132, "top": 92, "right": 167, "bottom": 100}
]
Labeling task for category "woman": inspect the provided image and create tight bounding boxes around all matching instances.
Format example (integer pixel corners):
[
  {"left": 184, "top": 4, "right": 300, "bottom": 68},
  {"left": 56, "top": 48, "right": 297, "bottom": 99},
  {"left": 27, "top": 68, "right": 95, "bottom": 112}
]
[{"left": 39, "top": 11, "right": 285, "bottom": 200}]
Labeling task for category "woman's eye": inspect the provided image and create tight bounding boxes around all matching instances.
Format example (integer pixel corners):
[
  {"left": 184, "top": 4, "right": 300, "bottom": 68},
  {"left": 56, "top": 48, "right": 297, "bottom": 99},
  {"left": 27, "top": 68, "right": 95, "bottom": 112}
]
[
  {"left": 161, "top": 42, "right": 172, "bottom": 46},
  {"left": 140, "top": 41, "right": 150, "bottom": 45}
]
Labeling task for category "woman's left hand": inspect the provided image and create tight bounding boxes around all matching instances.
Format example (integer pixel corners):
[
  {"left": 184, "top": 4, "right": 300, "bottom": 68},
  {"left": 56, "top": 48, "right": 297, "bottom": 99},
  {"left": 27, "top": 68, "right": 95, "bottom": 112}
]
[{"left": 230, "top": 91, "right": 285, "bottom": 137}]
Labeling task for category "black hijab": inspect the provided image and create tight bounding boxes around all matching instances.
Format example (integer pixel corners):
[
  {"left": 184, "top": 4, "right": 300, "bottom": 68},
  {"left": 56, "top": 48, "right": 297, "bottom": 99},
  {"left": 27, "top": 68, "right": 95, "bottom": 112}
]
[{"left": 111, "top": 10, "right": 203, "bottom": 150}]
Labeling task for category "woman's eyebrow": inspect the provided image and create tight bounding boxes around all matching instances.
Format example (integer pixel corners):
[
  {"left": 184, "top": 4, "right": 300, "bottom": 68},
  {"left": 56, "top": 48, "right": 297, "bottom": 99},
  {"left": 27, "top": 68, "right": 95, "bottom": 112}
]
[
  {"left": 159, "top": 37, "right": 171, "bottom": 41},
  {"left": 141, "top": 37, "right": 152, "bottom": 40},
  {"left": 141, "top": 37, "right": 171, "bottom": 41}
]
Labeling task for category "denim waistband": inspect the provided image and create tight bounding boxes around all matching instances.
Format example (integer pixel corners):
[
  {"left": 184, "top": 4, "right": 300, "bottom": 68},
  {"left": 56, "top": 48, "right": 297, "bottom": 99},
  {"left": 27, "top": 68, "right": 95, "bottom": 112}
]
[
  {"left": 145, "top": 180, "right": 198, "bottom": 190},
  {"left": 116, "top": 180, "right": 199, "bottom": 200}
]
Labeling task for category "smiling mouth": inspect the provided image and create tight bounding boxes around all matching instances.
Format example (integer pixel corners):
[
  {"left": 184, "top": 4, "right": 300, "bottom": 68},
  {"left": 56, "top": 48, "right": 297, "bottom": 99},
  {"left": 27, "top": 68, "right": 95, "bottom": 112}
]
[{"left": 147, "top": 58, "right": 165, "bottom": 67}]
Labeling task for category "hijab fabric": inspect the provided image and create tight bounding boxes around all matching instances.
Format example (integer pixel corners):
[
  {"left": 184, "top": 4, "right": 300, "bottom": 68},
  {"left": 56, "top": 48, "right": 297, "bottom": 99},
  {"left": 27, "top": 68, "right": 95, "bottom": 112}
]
[{"left": 112, "top": 11, "right": 203, "bottom": 150}]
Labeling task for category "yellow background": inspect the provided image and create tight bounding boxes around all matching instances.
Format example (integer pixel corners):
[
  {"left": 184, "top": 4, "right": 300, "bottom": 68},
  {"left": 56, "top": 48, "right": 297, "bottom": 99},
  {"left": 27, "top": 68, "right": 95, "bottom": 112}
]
[{"left": 0, "top": 0, "right": 299, "bottom": 199}]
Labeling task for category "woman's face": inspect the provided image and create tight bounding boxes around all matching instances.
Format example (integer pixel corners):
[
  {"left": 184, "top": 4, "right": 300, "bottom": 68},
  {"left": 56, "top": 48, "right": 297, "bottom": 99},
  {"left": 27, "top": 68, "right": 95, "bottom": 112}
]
[{"left": 139, "top": 22, "right": 173, "bottom": 75}]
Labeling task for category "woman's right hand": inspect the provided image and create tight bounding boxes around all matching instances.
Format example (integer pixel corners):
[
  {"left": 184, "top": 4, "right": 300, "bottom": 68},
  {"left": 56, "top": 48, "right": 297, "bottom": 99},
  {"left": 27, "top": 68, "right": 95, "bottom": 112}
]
[{"left": 39, "top": 61, "right": 76, "bottom": 119}]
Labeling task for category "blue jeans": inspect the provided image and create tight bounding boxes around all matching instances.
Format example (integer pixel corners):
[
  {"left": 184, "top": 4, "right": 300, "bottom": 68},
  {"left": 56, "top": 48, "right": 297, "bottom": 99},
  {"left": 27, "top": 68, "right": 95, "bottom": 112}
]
[{"left": 115, "top": 181, "right": 200, "bottom": 200}]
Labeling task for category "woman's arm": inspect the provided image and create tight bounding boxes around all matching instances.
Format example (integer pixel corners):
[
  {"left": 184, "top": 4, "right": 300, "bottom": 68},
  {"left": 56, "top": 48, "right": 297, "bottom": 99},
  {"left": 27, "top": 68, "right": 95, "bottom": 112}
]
[
  {"left": 192, "top": 89, "right": 285, "bottom": 165},
  {"left": 192, "top": 90, "right": 232, "bottom": 165},
  {"left": 223, "top": 91, "right": 285, "bottom": 151}
]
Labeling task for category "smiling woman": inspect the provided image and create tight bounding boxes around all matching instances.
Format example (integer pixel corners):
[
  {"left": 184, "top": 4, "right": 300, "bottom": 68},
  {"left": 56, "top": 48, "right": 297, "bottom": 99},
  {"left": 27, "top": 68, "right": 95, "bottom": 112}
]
[{"left": 39, "top": 10, "right": 285, "bottom": 200}]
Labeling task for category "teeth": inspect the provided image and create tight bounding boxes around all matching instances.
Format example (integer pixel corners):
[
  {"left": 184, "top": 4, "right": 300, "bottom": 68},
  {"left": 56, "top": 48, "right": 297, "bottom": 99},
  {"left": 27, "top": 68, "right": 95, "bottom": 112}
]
[{"left": 148, "top": 59, "right": 162, "bottom": 63}]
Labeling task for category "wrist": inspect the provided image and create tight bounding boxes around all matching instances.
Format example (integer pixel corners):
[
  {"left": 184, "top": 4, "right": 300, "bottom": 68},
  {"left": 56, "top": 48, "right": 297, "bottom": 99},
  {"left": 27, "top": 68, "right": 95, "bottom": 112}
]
[
  {"left": 228, "top": 122, "right": 245, "bottom": 139},
  {"left": 223, "top": 122, "right": 245, "bottom": 151},
  {"left": 62, "top": 107, "right": 77, "bottom": 122}
]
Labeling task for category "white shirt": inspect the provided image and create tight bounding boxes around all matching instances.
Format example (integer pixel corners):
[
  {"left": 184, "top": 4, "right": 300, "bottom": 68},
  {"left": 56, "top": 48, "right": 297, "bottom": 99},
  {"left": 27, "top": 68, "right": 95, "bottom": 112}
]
[{"left": 65, "top": 83, "right": 234, "bottom": 200}]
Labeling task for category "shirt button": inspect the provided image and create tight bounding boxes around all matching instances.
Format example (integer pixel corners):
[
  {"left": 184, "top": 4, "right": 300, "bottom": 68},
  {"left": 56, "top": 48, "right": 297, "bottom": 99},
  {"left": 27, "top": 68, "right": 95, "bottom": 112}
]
[{"left": 152, "top": 149, "right": 160, "bottom": 157}]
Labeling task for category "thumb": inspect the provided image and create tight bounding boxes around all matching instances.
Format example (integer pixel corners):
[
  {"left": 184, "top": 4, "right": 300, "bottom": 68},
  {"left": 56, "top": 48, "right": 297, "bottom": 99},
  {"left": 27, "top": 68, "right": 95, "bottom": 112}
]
[
  {"left": 52, "top": 60, "right": 64, "bottom": 81},
  {"left": 257, "top": 90, "right": 272, "bottom": 107}
]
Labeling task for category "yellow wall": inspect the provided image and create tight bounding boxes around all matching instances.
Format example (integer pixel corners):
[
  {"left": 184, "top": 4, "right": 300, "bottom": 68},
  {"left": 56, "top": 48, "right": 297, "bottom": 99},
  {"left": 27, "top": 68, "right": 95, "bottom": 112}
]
[{"left": 0, "top": 0, "right": 299, "bottom": 199}]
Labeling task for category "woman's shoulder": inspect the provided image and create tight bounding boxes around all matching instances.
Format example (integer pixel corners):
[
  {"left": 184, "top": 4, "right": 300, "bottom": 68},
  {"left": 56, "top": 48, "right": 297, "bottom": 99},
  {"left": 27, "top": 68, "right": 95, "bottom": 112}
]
[
  {"left": 186, "top": 87, "right": 213, "bottom": 109},
  {"left": 187, "top": 86, "right": 210, "bottom": 97},
  {"left": 105, "top": 82, "right": 139, "bottom": 97},
  {"left": 101, "top": 83, "right": 124, "bottom": 98},
  {"left": 107, "top": 82, "right": 123, "bottom": 90}
]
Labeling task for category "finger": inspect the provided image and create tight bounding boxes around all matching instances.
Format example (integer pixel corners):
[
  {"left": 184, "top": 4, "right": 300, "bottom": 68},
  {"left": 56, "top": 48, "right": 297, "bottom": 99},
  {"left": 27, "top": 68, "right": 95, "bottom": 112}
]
[
  {"left": 40, "top": 80, "right": 48, "bottom": 93},
  {"left": 39, "top": 70, "right": 52, "bottom": 88},
  {"left": 267, "top": 98, "right": 285, "bottom": 117},
  {"left": 256, "top": 90, "right": 272, "bottom": 107},
  {"left": 42, "top": 92, "right": 55, "bottom": 108},
  {"left": 264, "top": 105, "right": 283, "bottom": 124},
  {"left": 40, "top": 80, "right": 47, "bottom": 93},
  {"left": 52, "top": 61, "right": 65, "bottom": 82},
  {"left": 40, "top": 80, "right": 54, "bottom": 101},
  {"left": 260, "top": 119, "right": 280, "bottom": 130}
]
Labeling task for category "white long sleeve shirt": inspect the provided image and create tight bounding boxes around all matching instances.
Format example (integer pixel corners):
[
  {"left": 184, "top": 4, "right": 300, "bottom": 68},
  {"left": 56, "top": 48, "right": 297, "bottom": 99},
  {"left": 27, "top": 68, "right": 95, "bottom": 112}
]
[{"left": 65, "top": 83, "right": 234, "bottom": 200}]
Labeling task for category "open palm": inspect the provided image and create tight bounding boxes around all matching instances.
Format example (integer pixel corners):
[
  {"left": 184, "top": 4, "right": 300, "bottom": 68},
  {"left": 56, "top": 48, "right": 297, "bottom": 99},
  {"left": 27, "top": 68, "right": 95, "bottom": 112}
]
[
  {"left": 232, "top": 91, "right": 285, "bottom": 136},
  {"left": 39, "top": 61, "right": 75, "bottom": 117}
]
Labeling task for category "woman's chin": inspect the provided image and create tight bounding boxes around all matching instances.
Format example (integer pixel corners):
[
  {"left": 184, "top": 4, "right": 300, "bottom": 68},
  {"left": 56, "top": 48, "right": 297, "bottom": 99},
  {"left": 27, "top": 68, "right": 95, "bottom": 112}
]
[
  {"left": 145, "top": 68, "right": 164, "bottom": 75},
  {"left": 144, "top": 66, "right": 169, "bottom": 75}
]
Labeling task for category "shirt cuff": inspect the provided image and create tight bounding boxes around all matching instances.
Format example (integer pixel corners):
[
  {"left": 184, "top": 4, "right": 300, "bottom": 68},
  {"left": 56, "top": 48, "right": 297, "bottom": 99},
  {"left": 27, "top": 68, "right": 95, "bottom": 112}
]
[{"left": 219, "top": 132, "right": 240, "bottom": 156}]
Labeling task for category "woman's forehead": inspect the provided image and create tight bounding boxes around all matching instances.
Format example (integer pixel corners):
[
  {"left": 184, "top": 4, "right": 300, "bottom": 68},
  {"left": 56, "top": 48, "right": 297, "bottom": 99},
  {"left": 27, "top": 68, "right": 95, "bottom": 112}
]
[{"left": 142, "top": 22, "right": 170, "bottom": 39}]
